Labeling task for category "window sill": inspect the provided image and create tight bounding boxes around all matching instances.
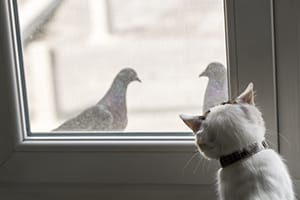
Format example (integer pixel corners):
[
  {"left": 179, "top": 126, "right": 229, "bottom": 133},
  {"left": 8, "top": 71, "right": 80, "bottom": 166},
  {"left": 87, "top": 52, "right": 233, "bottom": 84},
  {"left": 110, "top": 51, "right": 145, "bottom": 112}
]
[{"left": 17, "top": 135, "right": 196, "bottom": 152}]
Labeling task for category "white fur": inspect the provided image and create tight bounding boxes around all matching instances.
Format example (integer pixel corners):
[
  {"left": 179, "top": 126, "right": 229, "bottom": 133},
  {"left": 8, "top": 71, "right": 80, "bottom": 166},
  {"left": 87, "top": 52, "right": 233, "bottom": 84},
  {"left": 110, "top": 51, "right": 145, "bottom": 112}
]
[
  {"left": 218, "top": 149, "right": 294, "bottom": 200},
  {"left": 188, "top": 83, "right": 295, "bottom": 200}
]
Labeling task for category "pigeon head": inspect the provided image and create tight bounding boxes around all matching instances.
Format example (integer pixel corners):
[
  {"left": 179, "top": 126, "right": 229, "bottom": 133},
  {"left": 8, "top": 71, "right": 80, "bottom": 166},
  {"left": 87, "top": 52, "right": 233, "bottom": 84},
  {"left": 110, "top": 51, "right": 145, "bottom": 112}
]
[
  {"left": 116, "top": 68, "right": 141, "bottom": 85},
  {"left": 199, "top": 62, "right": 226, "bottom": 80}
]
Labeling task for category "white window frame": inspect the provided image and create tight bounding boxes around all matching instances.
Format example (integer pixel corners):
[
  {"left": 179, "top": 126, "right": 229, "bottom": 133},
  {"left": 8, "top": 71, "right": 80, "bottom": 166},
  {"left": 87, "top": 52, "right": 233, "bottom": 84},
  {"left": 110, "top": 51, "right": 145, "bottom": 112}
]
[
  {"left": 273, "top": 0, "right": 300, "bottom": 195},
  {"left": 0, "top": 0, "right": 283, "bottom": 199}
]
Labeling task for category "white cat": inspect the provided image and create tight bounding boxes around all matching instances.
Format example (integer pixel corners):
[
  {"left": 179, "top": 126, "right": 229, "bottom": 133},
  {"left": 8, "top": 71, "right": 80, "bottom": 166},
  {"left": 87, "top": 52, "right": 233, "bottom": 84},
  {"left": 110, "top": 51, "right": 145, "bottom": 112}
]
[{"left": 180, "top": 83, "right": 295, "bottom": 200}]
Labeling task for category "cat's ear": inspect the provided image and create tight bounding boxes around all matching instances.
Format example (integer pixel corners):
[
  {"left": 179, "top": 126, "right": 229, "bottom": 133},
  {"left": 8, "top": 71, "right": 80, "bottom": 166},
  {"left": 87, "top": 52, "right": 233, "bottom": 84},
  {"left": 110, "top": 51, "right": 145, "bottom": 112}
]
[
  {"left": 179, "top": 114, "right": 203, "bottom": 134},
  {"left": 236, "top": 82, "right": 254, "bottom": 105}
]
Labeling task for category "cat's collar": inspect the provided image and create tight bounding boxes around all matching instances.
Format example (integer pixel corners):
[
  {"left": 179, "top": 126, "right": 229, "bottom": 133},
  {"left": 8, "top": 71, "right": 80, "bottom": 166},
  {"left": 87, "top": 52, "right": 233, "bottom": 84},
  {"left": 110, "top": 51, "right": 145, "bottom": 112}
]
[{"left": 219, "top": 141, "right": 269, "bottom": 168}]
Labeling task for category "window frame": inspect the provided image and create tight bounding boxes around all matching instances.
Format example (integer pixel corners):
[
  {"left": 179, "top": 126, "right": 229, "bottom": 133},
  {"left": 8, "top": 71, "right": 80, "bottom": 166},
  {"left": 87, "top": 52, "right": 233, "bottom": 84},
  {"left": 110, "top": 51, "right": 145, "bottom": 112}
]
[{"left": 0, "top": 0, "right": 279, "bottom": 199}]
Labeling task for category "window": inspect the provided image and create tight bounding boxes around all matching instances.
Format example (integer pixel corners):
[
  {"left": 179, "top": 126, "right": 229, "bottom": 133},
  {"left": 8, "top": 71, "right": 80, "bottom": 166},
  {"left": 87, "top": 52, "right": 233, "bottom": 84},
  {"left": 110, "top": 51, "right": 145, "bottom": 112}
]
[
  {"left": 17, "top": 0, "right": 227, "bottom": 133},
  {"left": 0, "top": 0, "right": 284, "bottom": 199}
]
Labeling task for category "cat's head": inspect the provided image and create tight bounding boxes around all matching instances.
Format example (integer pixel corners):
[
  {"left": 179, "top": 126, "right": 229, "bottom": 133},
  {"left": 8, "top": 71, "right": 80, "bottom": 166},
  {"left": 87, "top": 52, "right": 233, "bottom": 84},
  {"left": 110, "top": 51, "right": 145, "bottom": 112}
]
[{"left": 180, "top": 83, "right": 265, "bottom": 159}]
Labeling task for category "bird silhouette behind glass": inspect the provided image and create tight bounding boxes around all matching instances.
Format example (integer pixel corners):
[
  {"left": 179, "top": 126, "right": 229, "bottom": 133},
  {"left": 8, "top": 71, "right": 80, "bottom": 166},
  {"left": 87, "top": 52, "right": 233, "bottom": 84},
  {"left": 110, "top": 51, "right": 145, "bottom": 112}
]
[
  {"left": 54, "top": 68, "right": 141, "bottom": 131},
  {"left": 199, "top": 62, "right": 228, "bottom": 113}
]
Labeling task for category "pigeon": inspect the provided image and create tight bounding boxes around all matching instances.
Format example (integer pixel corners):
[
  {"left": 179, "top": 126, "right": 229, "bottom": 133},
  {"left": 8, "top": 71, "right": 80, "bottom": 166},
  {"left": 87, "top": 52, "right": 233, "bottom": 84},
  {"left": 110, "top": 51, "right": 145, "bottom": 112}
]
[
  {"left": 199, "top": 62, "right": 228, "bottom": 113},
  {"left": 54, "top": 68, "right": 141, "bottom": 131}
]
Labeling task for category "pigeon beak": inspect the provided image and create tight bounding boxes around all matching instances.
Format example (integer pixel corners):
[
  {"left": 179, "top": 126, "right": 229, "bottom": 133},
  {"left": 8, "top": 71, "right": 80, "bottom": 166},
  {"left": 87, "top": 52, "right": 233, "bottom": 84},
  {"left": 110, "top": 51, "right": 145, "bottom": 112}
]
[
  {"left": 199, "top": 70, "right": 207, "bottom": 77},
  {"left": 135, "top": 77, "right": 142, "bottom": 83}
]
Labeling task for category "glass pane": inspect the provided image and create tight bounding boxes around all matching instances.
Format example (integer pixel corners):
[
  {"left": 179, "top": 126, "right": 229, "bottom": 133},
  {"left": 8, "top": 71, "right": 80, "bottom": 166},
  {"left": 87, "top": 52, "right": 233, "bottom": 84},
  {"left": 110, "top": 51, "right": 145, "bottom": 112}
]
[{"left": 16, "top": 0, "right": 227, "bottom": 133}]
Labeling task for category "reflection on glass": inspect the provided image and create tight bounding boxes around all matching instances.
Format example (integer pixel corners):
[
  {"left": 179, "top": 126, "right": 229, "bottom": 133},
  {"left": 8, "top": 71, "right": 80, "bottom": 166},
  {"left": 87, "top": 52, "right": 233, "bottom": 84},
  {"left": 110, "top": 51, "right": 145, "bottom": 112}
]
[{"left": 17, "top": 0, "right": 227, "bottom": 132}]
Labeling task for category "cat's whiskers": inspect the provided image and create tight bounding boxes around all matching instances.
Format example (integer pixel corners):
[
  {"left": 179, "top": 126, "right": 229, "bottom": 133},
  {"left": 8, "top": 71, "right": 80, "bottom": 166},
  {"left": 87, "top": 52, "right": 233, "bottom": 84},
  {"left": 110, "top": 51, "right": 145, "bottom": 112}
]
[
  {"left": 182, "top": 151, "right": 200, "bottom": 174},
  {"left": 264, "top": 138, "right": 275, "bottom": 147},
  {"left": 193, "top": 155, "right": 205, "bottom": 174},
  {"left": 193, "top": 154, "right": 212, "bottom": 174},
  {"left": 205, "top": 159, "right": 211, "bottom": 173},
  {"left": 263, "top": 132, "right": 275, "bottom": 146},
  {"left": 266, "top": 128, "right": 290, "bottom": 146}
]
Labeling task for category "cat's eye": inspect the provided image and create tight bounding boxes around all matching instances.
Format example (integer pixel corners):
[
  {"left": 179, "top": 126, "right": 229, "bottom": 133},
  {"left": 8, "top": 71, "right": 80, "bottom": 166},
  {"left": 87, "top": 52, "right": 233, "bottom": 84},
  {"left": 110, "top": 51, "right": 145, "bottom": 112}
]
[
  {"left": 220, "top": 100, "right": 237, "bottom": 106},
  {"left": 199, "top": 116, "right": 206, "bottom": 121},
  {"left": 221, "top": 101, "right": 230, "bottom": 105},
  {"left": 204, "top": 110, "right": 211, "bottom": 117}
]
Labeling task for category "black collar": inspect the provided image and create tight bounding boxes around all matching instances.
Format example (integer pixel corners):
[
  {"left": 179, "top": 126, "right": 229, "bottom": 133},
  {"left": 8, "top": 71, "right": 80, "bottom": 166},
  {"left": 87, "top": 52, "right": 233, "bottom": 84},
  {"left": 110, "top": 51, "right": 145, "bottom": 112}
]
[{"left": 219, "top": 141, "right": 268, "bottom": 168}]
